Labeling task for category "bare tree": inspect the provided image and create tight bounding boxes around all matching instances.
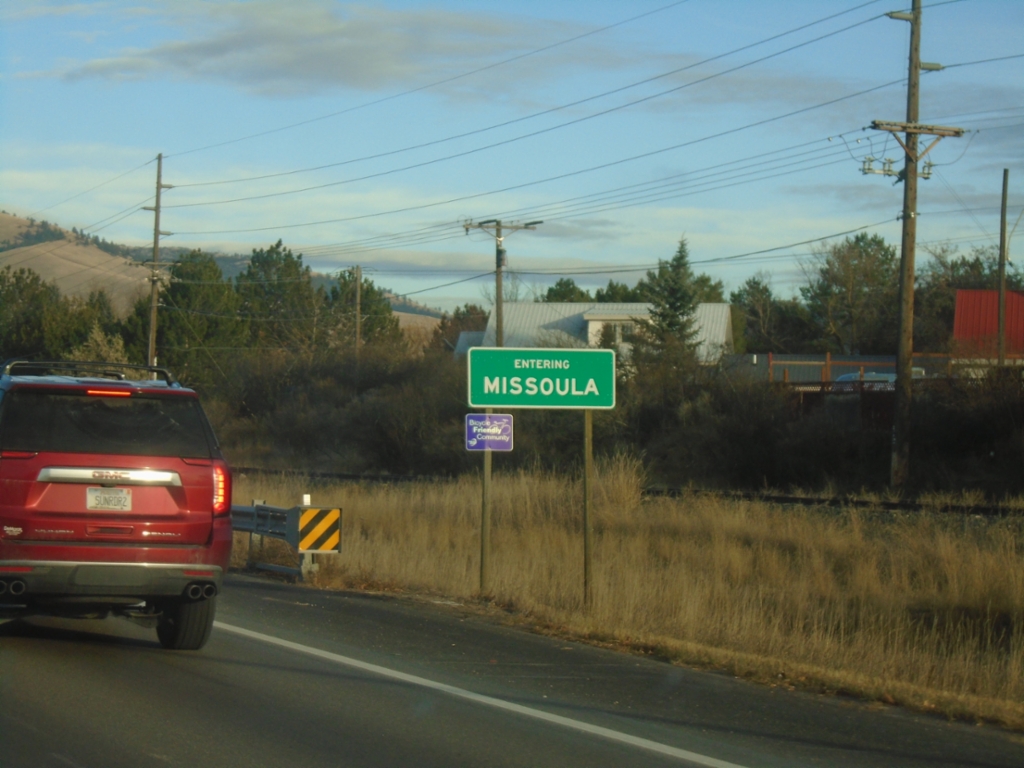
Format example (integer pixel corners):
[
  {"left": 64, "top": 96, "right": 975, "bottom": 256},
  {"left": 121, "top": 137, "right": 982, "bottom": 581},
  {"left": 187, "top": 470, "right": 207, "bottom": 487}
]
[{"left": 800, "top": 233, "right": 898, "bottom": 354}]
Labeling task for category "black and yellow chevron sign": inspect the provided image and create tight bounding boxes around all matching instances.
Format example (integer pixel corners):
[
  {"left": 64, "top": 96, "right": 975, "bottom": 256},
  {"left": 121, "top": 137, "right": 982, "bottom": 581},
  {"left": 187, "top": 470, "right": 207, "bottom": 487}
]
[{"left": 298, "top": 507, "right": 342, "bottom": 553}]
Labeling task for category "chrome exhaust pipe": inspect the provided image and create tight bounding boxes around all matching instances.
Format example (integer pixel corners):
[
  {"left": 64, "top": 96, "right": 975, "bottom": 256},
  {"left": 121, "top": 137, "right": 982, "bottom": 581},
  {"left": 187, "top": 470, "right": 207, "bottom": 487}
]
[
  {"left": 8, "top": 580, "right": 26, "bottom": 596},
  {"left": 0, "top": 580, "right": 7, "bottom": 595},
  {"left": 201, "top": 583, "right": 217, "bottom": 599},
  {"left": 186, "top": 583, "right": 204, "bottom": 600}
]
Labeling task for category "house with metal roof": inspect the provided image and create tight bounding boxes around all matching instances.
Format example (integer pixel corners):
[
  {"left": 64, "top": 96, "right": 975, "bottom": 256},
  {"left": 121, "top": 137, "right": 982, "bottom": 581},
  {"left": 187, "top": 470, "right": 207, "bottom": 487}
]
[
  {"left": 453, "top": 331, "right": 485, "bottom": 358},
  {"left": 479, "top": 302, "right": 734, "bottom": 362}
]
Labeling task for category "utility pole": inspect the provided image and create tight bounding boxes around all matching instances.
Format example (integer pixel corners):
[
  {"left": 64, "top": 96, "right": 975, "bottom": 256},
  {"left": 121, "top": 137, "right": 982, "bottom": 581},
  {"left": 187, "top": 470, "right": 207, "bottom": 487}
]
[
  {"left": 142, "top": 153, "right": 173, "bottom": 368},
  {"left": 495, "top": 220, "right": 503, "bottom": 347},
  {"left": 871, "top": 0, "right": 962, "bottom": 487},
  {"left": 354, "top": 265, "right": 362, "bottom": 365},
  {"left": 463, "top": 219, "right": 543, "bottom": 347},
  {"left": 998, "top": 169, "right": 1009, "bottom": 367},
  {"left": 462, "top": 218, "right": 541, "bottom": 595}
]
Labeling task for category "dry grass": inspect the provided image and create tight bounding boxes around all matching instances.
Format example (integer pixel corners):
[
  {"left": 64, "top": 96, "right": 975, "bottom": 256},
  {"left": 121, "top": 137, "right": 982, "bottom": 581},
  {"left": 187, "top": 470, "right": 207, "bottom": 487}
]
[{"left": 232, "top": 458, "right": 1024, "bottom": 729}]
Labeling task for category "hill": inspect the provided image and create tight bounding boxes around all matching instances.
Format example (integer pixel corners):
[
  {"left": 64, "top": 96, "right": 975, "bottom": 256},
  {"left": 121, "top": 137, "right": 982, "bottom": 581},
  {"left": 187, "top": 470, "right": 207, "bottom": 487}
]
[
  {"left": 0, "top": 211, "right": 33, "bottom": 245},
  {"left": 0, "top": 212, "right": 149, "bottom": 316},
  {"left": 1, "top": 211, "right": 444, "bottom": 320}
]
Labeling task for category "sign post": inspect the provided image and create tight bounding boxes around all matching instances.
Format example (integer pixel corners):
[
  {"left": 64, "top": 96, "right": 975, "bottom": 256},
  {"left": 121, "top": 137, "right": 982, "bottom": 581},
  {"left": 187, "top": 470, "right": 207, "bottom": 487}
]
[
  {"left": 465, "top": 413, "right": 513, "bottom": 594},
  {"left": 481, "top": 411, "right": 492, "bottom": 593},
  {"left": 583, "top": 409, "right": 594, "bottom": 609},
  {"left": 467, "top": 348, "right": 614, "bottom": 607}
]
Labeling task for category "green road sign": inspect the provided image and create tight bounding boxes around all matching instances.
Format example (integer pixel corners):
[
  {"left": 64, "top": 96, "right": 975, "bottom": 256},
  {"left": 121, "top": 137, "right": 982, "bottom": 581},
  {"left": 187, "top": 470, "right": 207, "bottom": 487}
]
[{"left": 467, "top": 348, "right": 615, "bottom": 409}]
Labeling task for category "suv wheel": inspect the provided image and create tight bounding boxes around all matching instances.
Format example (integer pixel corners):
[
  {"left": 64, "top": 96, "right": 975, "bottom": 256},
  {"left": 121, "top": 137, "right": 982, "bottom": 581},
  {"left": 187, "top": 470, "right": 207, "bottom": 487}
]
[{"left": 157, "top": 597, "right": 217, "bottom": 650}]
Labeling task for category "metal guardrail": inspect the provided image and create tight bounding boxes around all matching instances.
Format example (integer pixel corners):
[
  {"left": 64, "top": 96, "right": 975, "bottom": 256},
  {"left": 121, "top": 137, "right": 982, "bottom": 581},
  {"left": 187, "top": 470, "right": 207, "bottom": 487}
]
[
  {"left": 231, "top": 503, "right": 342, "bottom": 580},
  {"left": 646, "top": 488, "right": 1020, "bottom": 517},
  {"left": 231, "top": 504, "right": 298, "bottom": 547},
  {"left": 231, "top": 470, "right": 1020, "bottom": 519},
  {"left": 233, "top": 466, "right": 437, "bottom": 484}
]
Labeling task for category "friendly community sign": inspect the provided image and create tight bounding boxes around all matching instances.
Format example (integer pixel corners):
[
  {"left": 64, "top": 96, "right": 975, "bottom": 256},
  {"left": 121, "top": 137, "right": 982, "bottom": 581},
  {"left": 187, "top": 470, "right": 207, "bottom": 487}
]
[
  {"left": 467, "top": 348, "right": 615, "bottom": 409},
  {"left": 465, "top": 413, "right": 514, "bottom": 451}
]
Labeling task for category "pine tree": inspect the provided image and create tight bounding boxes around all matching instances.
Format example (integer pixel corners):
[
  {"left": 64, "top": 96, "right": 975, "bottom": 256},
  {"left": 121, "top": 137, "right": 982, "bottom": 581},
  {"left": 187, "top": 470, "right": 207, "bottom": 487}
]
[{"left": 640, "top": 236, "right": 700, "bottom": 350}]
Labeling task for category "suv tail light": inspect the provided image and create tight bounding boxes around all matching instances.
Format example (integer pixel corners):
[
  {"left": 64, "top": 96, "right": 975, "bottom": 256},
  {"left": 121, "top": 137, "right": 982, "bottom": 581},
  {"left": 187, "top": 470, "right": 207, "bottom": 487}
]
[{"left": 212, "top": 462, "right": 231, "bottom": 515}]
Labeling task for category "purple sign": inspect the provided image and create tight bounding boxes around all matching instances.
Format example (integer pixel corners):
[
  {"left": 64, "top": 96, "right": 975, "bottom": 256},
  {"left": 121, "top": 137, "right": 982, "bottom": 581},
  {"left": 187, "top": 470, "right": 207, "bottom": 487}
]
[{"left": 465, "top": 414, "right": 513, "bottom": 451}]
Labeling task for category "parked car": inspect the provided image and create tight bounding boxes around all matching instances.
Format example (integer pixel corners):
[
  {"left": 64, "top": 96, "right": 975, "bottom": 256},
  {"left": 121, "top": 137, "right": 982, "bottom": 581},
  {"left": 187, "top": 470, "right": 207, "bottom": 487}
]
[
  {"left": 0, "top": 360, "right": 232, "bottom": 650},
  {"left": 833, "top": 367, "right": 925, "bottom": 392},
  {"left": 833, "top": 372, "right": 897, "bottom": 391}
]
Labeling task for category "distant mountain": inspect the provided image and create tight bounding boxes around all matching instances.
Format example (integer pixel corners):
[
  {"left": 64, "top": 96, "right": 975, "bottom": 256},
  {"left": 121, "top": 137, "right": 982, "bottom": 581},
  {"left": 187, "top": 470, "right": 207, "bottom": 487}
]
[
  {"left": 385, "top": 293, "right": 443, "bottom": 318},
  {"left": 0, "top": 212, "right": 148, "bottom": 316},
  {"left": 1, "top": 211, "right": 443, "bottom": 319}
]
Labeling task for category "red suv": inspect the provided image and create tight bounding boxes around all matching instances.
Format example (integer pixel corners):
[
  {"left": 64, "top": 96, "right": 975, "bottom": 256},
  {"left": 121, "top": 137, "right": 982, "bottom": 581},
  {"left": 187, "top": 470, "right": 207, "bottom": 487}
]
[{"left": 0, "top": 360, "right": 232, "bottom": 650}]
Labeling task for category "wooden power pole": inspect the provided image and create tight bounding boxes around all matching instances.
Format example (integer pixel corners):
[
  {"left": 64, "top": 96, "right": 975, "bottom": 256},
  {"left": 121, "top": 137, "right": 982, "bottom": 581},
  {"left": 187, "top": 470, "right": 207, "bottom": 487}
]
[
  {"left": 354, "top": 264, "right": 362, "bottom": 364},
  {"left": 872, "top": 0, "right": 962, "bottom": 487},
  {"left": 462, "top": 218, "right": 541, "bottom": 594},
  {"left": 998, "top": 169, "right": 1009, "bottom": 367},
  {"left": 463, "top": 219, "right": 542, "bottom": 347},
  {"left": 142, "top": 153, "right": 173, "bottom": 368}
]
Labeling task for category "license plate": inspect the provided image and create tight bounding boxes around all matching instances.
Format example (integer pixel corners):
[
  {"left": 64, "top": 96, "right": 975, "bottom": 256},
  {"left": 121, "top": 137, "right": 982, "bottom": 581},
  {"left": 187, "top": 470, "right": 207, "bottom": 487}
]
[{"left": 87, "top": 487, "right": 132, "bottom": 512}]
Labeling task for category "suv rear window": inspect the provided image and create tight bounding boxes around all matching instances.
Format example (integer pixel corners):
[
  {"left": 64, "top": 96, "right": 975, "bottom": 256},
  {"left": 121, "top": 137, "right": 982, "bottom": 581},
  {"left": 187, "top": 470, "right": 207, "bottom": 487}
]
[{"left": 0, "top": 390, "right": 213, "bottom": 458}]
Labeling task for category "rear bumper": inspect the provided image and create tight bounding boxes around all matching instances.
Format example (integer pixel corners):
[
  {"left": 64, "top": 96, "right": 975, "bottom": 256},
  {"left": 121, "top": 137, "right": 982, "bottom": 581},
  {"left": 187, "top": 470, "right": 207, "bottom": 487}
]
[{"left": 0, "top": 561, "right": 224, "bottom": 598}]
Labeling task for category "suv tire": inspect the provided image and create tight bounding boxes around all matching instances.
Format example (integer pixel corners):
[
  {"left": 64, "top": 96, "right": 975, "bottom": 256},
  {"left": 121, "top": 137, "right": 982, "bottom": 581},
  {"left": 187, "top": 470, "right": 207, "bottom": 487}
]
[{"left": 157, "top": 597, "right": 217, "bottom": 650}]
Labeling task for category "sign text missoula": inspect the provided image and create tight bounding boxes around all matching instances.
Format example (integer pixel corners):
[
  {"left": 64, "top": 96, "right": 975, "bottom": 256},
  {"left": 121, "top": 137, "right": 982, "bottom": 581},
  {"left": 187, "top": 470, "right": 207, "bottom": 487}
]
[{"left": 467, "top": 348, "right": 615, "bottom": 409}]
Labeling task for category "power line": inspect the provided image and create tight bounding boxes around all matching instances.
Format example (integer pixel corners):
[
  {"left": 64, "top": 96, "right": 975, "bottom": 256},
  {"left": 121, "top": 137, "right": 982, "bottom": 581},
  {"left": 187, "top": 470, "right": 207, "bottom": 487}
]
[
  {"left": 170, "top": 135, "right": 1006, "bottom": 267},
  {"left": 170, "top": 0, "right": 884, "bottom": 193},
  {"left": 169, "top": 50, "right": 1015, "bottom": 238},
  {"left": 27, "top": 157, "right": 156, "bottom": 218},
  {"left": 163, "top": 217, "right": 904, "bottom": 286},
  {"left": 316, "top": 155, "right": 860, "bottom": 259},
  {"left": 83, "top": 197, "right": 155, "bottom": 234},
  {"left": 329, "top": 219, "right": 907, "bottom": 289},
  {"left": 968, "top": 120, "right": 1024, "bottom": 132},
  {"left": 159, "top": 304, "right": 363, "bottom": 321},
  {"left": 296, "top": 141, "right": 878, "bottom": 259},
  {"left": 32, "top": 205, "right": 1012, "bottom": 296},
  {"left": 160, "top": 269, "right": 497, "bottom": 306},
  {"left": 534, "top": 158, "right": 854, "bottom": 225},
  {"left": 392, "top": 271, "right": 499, "bottom": 298},
  {"left": 164, "top": 0, "right": 696, "bottom": 160},
  {"left": 944, "top": 52, "right": 1024, "bottom": 69},
  {"left": 297, "top": 132, "right": 868, "bottom": 256},
  {"left": 510, "top": 218, "right": 901, "bottom": 276},
  {"left": 0, "top": 236, "right": 150, "bottom": 296},
  {"left": 301, "top": 221, "right": 460, "bottom": 256},
  {"left": 173, "top": 78, "right": 904, "bottom": 236},
  {"left": 450, "top": 209, "right": 1003, "bottom": 278},
  {"left": 276, "top": 205, "right": 1011, "bottom": 274},
  {"left": 0, "top": 241, "right": 88, "bottom": 276},
  {"left": 251, "top": 156, "right": 862, "bottom": 262},
  {"left": 498, "top": 146, "right": 858, "bottom": 217},
  {"left": 166, "top": 11, "right": 886, "bottom": 209},
  {"left": 927, "top": 105, "right": 1024, "bottom": 121},
  {"left": 165, "top": 347, "right": 313, "bottom": 351},
  {"left": 933, "top": 168, "right": 991, "bottom": 238}
]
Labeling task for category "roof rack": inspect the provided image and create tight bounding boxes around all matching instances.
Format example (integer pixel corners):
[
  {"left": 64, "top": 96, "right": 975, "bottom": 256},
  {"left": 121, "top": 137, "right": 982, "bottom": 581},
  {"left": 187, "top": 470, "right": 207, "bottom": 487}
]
[{"left": 1, "top": 359, "right": 179, "bottom": 385}]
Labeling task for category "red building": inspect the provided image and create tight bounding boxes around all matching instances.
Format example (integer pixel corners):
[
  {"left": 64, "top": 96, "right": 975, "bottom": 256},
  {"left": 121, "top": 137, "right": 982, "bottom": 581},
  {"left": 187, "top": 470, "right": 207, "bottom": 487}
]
[{"left": 953, "top": 289, "right": 1024, "bottom": 355}]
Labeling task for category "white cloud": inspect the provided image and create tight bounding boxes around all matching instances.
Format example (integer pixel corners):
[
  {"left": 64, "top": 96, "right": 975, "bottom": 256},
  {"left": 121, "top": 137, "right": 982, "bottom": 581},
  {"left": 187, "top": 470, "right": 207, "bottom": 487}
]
[
  {"left": 46, "top": 1, "right": 609, "bottom": 99},
  {"left": 534, "top": 218, "right": 624, "bottom": 242},
  {"left": 1, "top": 2, "right": 104, "bottom": 22}
]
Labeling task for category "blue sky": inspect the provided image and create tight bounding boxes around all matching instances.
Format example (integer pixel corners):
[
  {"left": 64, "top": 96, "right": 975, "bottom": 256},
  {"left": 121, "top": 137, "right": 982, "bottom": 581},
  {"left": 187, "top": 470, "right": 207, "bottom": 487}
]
[{"left": 2, "top": 0, "right": 1022, "bottom": 312}]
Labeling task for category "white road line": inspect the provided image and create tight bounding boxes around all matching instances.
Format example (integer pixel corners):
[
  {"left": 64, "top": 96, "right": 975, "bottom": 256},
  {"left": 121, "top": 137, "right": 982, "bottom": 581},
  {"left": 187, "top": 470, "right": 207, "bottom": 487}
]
[
  {"left": 50, "top": 754, "right": 87, "bottom": 768},
  {"left": 215, "top": 621, "right": 751, "bottom": 768}
]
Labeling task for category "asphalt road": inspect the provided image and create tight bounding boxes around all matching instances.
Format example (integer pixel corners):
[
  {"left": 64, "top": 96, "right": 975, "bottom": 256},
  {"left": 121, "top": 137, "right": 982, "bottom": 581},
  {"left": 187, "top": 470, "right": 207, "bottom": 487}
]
[{"left": 2, "top": 573, "right": 1022, "bottom": 768}]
